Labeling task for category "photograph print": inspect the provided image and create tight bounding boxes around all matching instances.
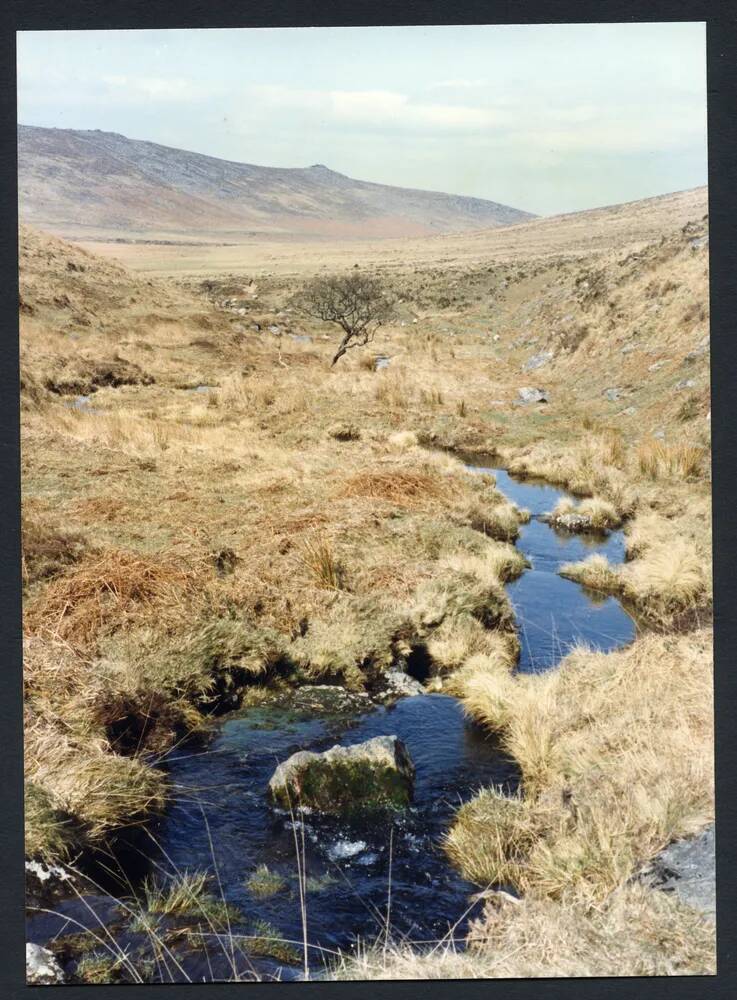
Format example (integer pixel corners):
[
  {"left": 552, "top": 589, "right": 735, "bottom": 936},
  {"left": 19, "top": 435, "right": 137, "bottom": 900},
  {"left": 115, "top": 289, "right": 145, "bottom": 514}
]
[{"left": 18, "top": 22, "right": 714, "bottom": 984}]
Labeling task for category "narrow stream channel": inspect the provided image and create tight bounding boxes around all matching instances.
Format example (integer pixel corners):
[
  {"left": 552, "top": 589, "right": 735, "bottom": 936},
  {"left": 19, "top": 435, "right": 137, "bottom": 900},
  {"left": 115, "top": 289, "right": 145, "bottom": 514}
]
[
  {"left": 27, "top": 459, "right": 636, "bottom": 982},
  {"left": 463, "top": 457, "right": 635, "bottom": 672}
]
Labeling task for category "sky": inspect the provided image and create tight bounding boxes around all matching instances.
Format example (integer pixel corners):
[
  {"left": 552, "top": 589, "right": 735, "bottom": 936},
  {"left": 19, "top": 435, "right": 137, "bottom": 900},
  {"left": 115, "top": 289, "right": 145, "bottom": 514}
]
[{"left": 17, "top": 24, "right": 707, "bottom": 216}]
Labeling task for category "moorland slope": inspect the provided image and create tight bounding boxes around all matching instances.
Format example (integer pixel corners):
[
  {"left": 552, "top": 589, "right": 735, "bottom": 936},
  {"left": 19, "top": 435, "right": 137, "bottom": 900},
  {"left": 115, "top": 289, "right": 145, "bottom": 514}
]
[
  {"left": 20, "top": 181, "right": 713, "bottom": 980},
  {"left": 18, "top": 125, "right": 535, "bottom": 241}
]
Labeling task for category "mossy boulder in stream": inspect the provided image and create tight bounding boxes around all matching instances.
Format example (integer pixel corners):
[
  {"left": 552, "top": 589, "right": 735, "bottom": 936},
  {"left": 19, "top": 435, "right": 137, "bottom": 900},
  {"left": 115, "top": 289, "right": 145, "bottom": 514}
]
[{"left": 268, "top": 735, "right": 415, "bottom": 815}]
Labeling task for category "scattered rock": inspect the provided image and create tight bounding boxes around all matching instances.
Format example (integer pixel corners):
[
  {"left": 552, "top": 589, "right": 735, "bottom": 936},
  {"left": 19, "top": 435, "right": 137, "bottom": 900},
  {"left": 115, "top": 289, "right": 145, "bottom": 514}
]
[
  {"left": 523, "top": 350, "right": 554, "bottom": 372},
  {"left": 26, "top": 943, "right": 65, "bottom": 985},
  {"left": 674, "top": 379, "right": 697, "bottom": 391},
  {"left": 689, "top": 236, "right": 708, "bottom": 251},
  {"left": 281, "top": 685, "right": 372, "bottom": 717},
  {"left": 604, "top": 387, "right": 623, "bottom": 401},
  {"left": 517, "top": 387, "right": 548, "bottom": 404},
  {"left": 653, "top": 430, "right": 666, "bottom": 440},
  {"left": 684, "top": 338, "right": 708, "bottom": 363},
  {"left": 492, "top": 333, "right": 501, "bottom": 342},
  {"left": 642, "top": 823, "right": 715, "bottom": 920},
  {"left": 269, "top": 735, "right": 415, "bottom": 815},
  {"left": 621, "top": 406, "right": 637, "bottom": 416},
  {"left": 621, "top": 344, "right": 638, "bottom": 354},
  {"left": 648, "top": 360, "right": 668, "bottom": 372},
  {"left": 374, "top": 670, "right": 426, "bottom": 703}
]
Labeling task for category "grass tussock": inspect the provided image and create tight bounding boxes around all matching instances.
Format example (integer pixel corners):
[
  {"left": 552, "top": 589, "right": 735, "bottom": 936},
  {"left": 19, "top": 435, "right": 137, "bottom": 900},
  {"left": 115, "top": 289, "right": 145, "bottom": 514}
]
[
  {"left": 560, "top": 535, "right": 710, "bottom": 622},
  {"left": 462, "top": 498, "right": 524, "bottom": 542},
  {"left": 246, "top": 864, "right": 288, "bottom": 898},
  {"left": 292, "top": 596, "right": 408, "bottom": 689},
  {"left": 637, "top": 439, "right": 705, "bottom": 480},
  {"left": 427, "top": 618, "right": 519, "bottom": 678},
  {"left": 25, "top": 719, "right": 167, "bottom": 850},
  {"left": 298, "top": 536, "right": 346, "bottom": 590},
  {"left": 440, "top": 544, "right": 528, "bottom": 587},
  {"left": 549, "top": 497, "right": 622, "bottom": 531},
  {"left": 409, "top": 572, "right": 514, "bottom": 634},
  {"left": 448, "top": 629, "right": 713, "bottom": 903},
  {"left": 76, "top": 953, "right": 127, "bottom": 985}
]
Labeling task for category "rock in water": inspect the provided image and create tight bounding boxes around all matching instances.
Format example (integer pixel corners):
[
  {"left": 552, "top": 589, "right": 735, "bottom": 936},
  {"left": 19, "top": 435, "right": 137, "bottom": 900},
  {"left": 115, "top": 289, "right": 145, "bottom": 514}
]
[
  {"left": 376, "top": 670, "right": 426, "bottom": 703},
  {"left": 546, "top": 511, "right": 594, "bottom": 533},
  {"left": 269, "top": 735, "right": 415, "bottom": 815},
  {"left": 26, "top": 943, "right": 65, "bottom": 985}
]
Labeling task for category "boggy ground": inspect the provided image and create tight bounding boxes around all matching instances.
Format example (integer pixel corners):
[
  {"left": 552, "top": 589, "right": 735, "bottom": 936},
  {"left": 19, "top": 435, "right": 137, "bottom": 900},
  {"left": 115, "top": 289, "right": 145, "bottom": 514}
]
[{"left": 20, "top": 199, "right": 713, "bottom": 979}]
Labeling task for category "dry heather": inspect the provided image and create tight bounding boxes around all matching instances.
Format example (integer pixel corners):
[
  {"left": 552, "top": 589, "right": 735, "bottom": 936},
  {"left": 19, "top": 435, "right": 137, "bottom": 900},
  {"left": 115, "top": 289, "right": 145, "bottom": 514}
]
[{"left": 20, "top": 205, "right": 713, "bottom": 978}]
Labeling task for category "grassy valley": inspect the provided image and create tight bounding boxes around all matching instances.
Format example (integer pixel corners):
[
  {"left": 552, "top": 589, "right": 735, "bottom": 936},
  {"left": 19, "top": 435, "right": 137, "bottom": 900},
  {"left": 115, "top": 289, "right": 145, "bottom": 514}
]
[{"left": 20, "top": 183, "right": 713, "bottom": 979}]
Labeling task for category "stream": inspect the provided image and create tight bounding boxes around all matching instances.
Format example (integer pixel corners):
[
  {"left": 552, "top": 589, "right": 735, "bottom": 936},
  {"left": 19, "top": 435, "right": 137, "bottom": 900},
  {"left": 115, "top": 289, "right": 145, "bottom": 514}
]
[{"left": 27, "top": 459, "right": 636, "bottom": 982}]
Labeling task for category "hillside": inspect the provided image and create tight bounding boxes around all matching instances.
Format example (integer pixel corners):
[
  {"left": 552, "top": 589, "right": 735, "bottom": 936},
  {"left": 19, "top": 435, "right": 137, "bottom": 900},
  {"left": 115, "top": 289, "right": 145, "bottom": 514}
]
[
  {"left": 17, "top": 125, "right": 535, "bottom": 241},
  {"left": 20, "top": 194, "right": 712, "bottom": 981},
  {"left": 77, "top": 184, "right": 709, "bottom": 278}
]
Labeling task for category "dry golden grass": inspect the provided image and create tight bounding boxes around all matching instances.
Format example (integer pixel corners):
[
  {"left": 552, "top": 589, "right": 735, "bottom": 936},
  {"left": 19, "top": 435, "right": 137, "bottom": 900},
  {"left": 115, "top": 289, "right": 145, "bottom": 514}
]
[
  {"left": 549, "top": 496, "right": 621, "bottom": 530},
  {"left": 337, "top": 469, "right": 450, "bottom": 507},
  {"left": 297, "top": 536, "right": 346, "bottom": 591},
  {"left": 561, "top": 535, "right": 710, "bottom": 623},
  {"left": 637, "top": 439, "right": 706, "bottom": 480},
  {"left": 20, "top": 215, "right": 712, "bottom": 979},
  {"left": 25, "top": 549, "right": 200, "bottom": 651},
  {"left": 448, "top": 629, "right": 713, "bottom": 904},
  {"left": 22, "top": 512, "right": 88, "bottom": 585},
  {"left": 333, "top": 884, "right": 714, "bottom": 979},
  {"left": 25, "top": 716, "right": 166, "bottom": 854}
]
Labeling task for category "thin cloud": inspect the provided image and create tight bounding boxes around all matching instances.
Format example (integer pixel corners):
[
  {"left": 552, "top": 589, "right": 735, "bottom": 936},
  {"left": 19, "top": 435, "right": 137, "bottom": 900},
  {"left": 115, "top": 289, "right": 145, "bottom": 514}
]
[
  {"left": 248, "top": 84, "right": 510, "bottom": 131},
  {"left": 102, "top": 75, "right": 208, "bottom": 102}
]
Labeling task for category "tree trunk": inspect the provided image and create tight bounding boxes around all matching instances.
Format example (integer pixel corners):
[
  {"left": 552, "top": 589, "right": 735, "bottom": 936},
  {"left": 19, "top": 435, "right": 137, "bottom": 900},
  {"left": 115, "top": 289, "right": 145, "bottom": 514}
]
[{"left": 331, "top": 331, "right": 353, "bottom": 366}]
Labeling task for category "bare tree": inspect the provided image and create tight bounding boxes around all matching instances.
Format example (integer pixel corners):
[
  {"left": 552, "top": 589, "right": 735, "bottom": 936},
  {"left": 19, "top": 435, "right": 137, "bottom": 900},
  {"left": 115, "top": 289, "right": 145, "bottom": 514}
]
[{"left": 292, "top": 272, "right": 395, "bottom": 366}]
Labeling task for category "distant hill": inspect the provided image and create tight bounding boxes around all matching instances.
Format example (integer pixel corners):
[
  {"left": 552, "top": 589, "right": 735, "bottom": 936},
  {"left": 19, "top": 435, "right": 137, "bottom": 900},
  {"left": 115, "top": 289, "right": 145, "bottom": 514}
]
[{"left": 17, "top": 125, "right": 536, "bottom": 241}]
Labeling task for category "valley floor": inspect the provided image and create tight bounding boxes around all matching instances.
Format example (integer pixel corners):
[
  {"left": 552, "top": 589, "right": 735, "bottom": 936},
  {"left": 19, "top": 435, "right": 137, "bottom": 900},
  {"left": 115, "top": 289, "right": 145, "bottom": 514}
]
[{"left": 20, "top": 204, "right": 714, "bottom": 980}]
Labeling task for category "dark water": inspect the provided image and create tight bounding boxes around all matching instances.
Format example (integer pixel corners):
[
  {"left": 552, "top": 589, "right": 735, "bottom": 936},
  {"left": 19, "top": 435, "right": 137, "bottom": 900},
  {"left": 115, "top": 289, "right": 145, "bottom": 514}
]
[
  {"left": 467, "top": 462, "right": 636, "bottom": 672},
  {"left": 28, "top": 459, "right": 635, "bottom": 981},
  {"left": 152, "top": 695, "right": 518, "bottom": 972}
]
